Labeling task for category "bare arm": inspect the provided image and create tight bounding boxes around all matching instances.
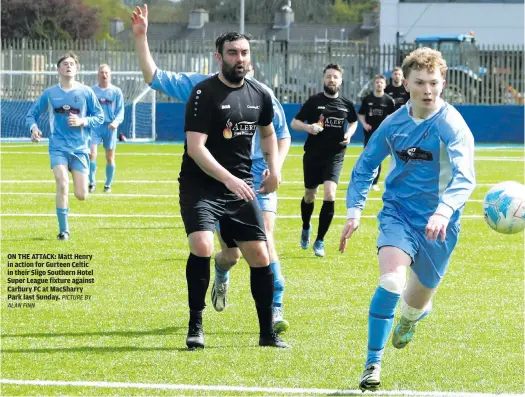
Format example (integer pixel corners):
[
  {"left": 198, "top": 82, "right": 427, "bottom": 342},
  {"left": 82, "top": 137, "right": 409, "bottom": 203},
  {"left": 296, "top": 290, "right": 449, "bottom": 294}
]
[
  {"left": 277, "top": 137, "right": 291, "bottom": 170},
  {"left": 187, "top": 131, "right": 255, "bottom": 201},
  {"left": 258, "top": 124, "right": 281, "bottom": 193},
  {"left": 340, "top": 121, "right": 358, "bottom": 145},
  {"left": 358, "top": 114, "right": 372, "bottom": 131},
  {"left": 132, "top": 5, "right": 157, "bottom": 84},
  {"left": 291, "top": 118, "right": 319, "bottom": 135},
  {"left": 346, "top": 121, "right": 358, "bottom": 139}
]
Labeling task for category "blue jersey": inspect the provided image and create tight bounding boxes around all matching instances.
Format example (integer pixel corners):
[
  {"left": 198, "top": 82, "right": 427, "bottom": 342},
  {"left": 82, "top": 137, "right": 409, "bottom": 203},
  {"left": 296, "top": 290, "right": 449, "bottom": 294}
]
[
  {"left": 346, "top": 100, "right": 476, "bottom": 230},
  {"left": 26, "top": 82, "right": 104, "bottom": 153},
  {"left": 150, "top": 69, "right": 290, "bottom": 161},
  {"left": 91, "top": 84, "right": 124, "bottom": 126}
]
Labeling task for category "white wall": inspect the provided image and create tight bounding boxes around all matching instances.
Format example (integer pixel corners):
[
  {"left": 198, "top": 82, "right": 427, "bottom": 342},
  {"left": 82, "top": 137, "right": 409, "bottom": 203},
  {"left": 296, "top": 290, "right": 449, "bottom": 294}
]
[{"left": 380, "top": 0, "right": 524, "bottom": 46}]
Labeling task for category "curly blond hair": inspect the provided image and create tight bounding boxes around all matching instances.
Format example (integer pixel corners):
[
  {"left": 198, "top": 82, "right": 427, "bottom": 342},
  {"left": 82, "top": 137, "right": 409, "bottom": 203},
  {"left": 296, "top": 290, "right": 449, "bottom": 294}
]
[{"left": 402, "top": 47, "right": 448, "bottom": 79}]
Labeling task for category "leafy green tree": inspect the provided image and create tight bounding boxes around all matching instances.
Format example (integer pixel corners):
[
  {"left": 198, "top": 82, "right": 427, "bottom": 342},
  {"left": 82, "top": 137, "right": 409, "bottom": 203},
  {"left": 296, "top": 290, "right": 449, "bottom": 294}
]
[
  {"left": 1, "top": 0, "right": 100, "bottom": 40},
  {"left": 330, "top": 0, "right": 376, "bottom": 23},
  {"left": 82, "top": 0, "right": 132, "bottom": 41}
]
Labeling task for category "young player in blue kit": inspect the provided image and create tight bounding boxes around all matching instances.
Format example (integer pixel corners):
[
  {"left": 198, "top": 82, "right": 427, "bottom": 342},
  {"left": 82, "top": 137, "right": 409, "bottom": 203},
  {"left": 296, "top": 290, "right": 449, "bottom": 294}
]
[
  {"left": 89, "top": 64, "right": 125, "bottom": 193},
  {"left": 26, "top": 53, "right": 104, "bottom": 240},
  {"left": 339, "top": 48, "right": 476, "bottom": 390},
  {"left": 131, "top": 4, "right": 291, "bottom": 334}
]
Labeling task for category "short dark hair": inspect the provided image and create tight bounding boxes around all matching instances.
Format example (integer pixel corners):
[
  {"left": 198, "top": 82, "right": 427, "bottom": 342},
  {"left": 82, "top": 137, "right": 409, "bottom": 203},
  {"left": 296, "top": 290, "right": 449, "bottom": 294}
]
[
  {"left": 215, "top": 32, "right": 252, "bottom": 55},
  {"left": 57, "top": 52, "right": 80, "bottom": 68},
  {"left": 323, "top": 63, "right": 343, "bottom": 75},
  {"left": 375, "top": 74, "right": 387, "bottom": 82}
]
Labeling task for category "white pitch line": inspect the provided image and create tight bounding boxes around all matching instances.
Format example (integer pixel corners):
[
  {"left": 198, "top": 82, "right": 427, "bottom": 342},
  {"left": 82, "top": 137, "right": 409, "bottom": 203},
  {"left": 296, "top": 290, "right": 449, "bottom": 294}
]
[
  {"left": 0, "top": 192, "right": 486, "bottom": 203},
  {"left": 0, "top": 151, "right": 523, "bottom": 161},
  {"left": 0, "top": 192, "right": 177, "bottom": 198},
  {"left": 0, "top": 152, "right": 178, "bottom": 156},
  {"left": 0, "top": 180, "right": 516, "bottom": 188},
  {"left": 0, "top": 379, "right": 517, "bottom": 396},
  {"left": 0, "top": 213, "right": 484, "bottom": 219}
]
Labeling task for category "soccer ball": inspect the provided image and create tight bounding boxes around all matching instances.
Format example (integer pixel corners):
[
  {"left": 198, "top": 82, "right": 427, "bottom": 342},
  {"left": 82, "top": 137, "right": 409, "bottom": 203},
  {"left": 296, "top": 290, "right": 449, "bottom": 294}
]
[{"left": 483, "top": 181, "right": 525, "bottom": 234}]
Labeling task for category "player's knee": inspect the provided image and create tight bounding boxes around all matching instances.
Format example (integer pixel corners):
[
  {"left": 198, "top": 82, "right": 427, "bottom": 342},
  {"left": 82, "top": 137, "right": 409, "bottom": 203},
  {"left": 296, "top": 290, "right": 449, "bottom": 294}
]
[
  {"left": 190, "top": 236, "right": 214, "bottom": 257},
  {"left": 74, "top": 190, "right": 87, "bottom": 201},
  {"left": 304, "top": 193, "right": 316, "bottom": 203},
  {"left": 251, "top": 249, "right": 270, "bottom": 267},
  {"left": 56, "top": 179, "right": 69, "bottom": 194},
  {"left": 379, "top": 272, "right": 406, "bottom": 294},
  {"left": 221, "top": 249, "right": 241, "bottom": 267}
]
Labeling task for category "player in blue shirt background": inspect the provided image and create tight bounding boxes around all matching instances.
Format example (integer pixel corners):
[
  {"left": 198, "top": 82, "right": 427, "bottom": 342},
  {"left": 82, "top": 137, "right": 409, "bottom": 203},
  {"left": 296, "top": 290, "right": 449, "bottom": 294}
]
[
  {"left": 339, "top": 47, "right": 476, "bottom": 391},
  {"left": 27, "top": 53, "right": 104, "bottom": 240},
  {"left": 132, "top": 4, "right": 291, "bottom": 334},
  {"left": 89, "top": 64, "right": 125, "bottom": 193}
]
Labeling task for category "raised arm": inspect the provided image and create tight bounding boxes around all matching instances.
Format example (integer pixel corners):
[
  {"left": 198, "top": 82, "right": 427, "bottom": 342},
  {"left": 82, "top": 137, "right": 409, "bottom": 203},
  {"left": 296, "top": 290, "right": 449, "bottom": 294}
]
[{"left": 132, "top": 5, "right": 156, "bottom": 84}]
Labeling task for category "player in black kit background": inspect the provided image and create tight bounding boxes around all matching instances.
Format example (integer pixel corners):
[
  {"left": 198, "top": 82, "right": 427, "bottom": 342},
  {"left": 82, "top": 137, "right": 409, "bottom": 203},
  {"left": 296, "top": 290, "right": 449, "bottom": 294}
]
[
  {"left": 385, "top": 67, "right": 409, "bottom": 110},
  {"left": 358, "top": 74, "right": 396, "bottom": 191},
  {"left": 179, "top": 32, "right": 289, "bottom": 350},
  {"left": 291, "top": 64, "right": 358, "bottom": 258}
]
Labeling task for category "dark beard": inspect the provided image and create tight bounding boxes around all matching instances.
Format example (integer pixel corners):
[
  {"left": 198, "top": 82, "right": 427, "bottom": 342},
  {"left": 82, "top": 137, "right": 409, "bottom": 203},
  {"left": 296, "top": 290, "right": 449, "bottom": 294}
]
[
  {"left": 222, "top": 63, "right": 246, "bottom": 84},
  {"left": 324, "top": 84, "right": 339, "bottom": 96}
]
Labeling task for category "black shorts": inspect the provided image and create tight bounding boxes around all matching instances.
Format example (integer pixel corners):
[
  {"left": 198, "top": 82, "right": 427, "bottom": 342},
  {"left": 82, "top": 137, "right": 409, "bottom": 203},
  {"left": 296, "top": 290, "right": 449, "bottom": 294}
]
[
  {"left": 179, "top": 185, "right": 266, "bottom": 248},
  {"left": 303, "top": 149, "right": 346, "bottom": 189}
]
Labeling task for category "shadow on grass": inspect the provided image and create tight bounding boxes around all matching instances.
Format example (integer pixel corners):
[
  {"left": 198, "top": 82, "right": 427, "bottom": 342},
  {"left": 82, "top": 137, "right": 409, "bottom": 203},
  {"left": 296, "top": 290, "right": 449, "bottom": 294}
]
[
  {"left": 1, "top": 326, "right": 183, "bottom": 339},
  {"left": 0, "top": 345, "right": 222, "bottom": 353},
  {"left": 2, "top": 237, "right": 48, "bottom": 242},
  {"left": 98, "top": 226, "right": 185, "bottom": 230}
]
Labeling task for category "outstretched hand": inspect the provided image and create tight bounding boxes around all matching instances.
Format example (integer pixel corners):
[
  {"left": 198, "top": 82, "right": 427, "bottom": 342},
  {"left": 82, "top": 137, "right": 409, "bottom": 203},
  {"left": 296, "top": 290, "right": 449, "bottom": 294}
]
[
  {"left": 132, "top": 5, "right": 148, "bottom": 36},
  {"left": 339, "top": 218, "right": 360, "bottom": 253}
]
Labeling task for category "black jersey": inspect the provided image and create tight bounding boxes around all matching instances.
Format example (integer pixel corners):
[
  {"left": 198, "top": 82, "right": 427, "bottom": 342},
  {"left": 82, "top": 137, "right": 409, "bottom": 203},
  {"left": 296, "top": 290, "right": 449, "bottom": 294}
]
[
  {"left": 294, "top": 93, "right": 357, "bottom": 154},
  {"left": 385, "top": 84, "right": 409, "bottom": 110},
  {"left": 358, "top": 93, "right": 396, "bottom": 131},
  {"left": 180, "top": 75, "right": 273, "bottom": 190}
]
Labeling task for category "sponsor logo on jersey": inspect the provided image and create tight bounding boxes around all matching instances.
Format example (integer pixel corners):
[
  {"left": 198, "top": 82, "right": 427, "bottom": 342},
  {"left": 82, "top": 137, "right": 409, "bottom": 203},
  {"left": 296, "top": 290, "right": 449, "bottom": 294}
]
[
  {"left": 396, "top": 146, "right": 433, "bottom": 163},
  {"left": 223, "top": 119, "right": 257, "bottom": 139},
  {"left": 54, "top": 104, "right": 81, "bottom": 115},
  {"left": 221, "top": 104, "right": 231, "bottom": 109},
  {"left": 317, "top": 106, "right": 325, "bottom": 109},
  {"left": 247, "top": 105, "right": 260, "bottom": 109},
  {"left": 323, "top": 116, "right": 345, "bottom": 128},
  {"left": 223, "top": 119, "right": 233, "bottom": 139}
]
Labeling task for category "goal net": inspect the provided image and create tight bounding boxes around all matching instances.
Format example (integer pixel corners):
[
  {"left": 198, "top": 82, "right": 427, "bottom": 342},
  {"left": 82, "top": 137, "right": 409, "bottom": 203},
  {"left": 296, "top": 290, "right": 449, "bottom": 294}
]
[{"left": 1, "top": 71, "right": 156, "bottom": 141}]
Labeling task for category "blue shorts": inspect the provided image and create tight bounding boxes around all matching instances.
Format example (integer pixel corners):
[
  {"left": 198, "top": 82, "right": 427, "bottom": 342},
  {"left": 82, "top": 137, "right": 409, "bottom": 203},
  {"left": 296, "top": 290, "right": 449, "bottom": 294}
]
[
  {"left": 50, "top": 150, "right": 89, "bottom": 174},
  {"left": 91, "top": 124, "right": 117, "bottom": 150},
  {"left": 376, "top": 208, "right": 460, "bottom": 289},
  {"left": 252, "top": 159, "right": 277, "bottom": 213}
]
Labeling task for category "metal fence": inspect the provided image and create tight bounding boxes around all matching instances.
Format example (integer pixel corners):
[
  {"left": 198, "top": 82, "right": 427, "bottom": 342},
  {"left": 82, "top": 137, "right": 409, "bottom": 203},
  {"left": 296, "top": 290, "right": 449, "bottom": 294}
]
[{"left": 1, "top": 38, "right": 523, "bottom": 105}]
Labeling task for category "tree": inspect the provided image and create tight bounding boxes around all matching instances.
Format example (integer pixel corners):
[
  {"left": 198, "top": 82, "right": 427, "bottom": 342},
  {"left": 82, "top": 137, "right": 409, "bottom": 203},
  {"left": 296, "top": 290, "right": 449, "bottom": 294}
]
[
  {"left": 82, "top": 0, "right": 132, "bottom": 41},
  {"left": 1, "top": 0, "right": 101, "bottom": 40},
  {"left": 146, "top": 0, "right": 184, "bottom": 23},
  {"left": 330, "top": 0, "right": 376, "bottom": 23}
]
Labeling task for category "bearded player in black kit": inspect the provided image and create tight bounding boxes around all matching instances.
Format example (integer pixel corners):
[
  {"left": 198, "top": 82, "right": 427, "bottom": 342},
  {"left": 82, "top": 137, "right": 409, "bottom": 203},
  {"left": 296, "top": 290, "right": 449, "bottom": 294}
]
[
  {"left": 179, "top": 31, "right": 290, "bottom": 350},
  {"left": 291, "top": 64, "right": 358, "bottom": 258},
  {"left": 385, "top": 67, "right": 409, "bottom": 110}
]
